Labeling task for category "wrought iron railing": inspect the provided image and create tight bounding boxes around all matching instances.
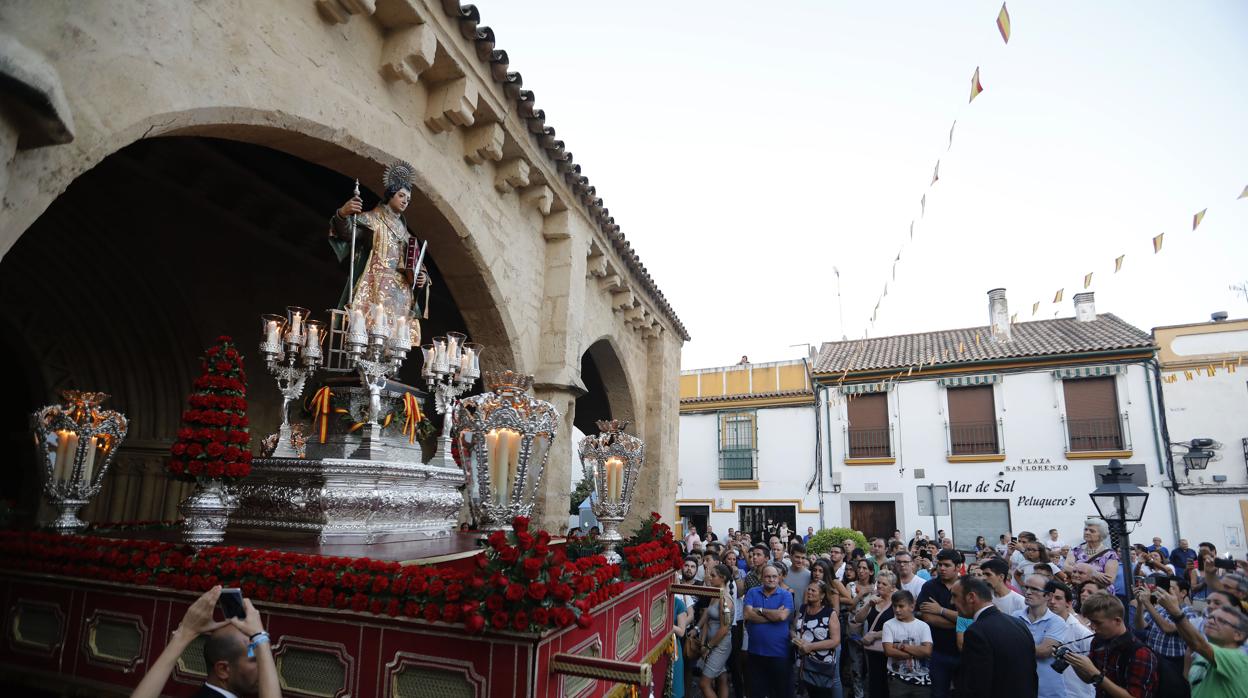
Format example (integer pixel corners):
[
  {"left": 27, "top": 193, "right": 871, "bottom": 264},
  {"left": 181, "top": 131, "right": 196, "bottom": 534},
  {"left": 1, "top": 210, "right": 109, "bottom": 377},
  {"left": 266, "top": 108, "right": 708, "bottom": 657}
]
[
  {"left": 1064, "top": 413, "right": 1129, "bottom": 452},
  {"left": 846, "top": 426, "right": 892, "bottom": 459},
  {"left": 718, "top": 449, "right": 757, "bottom": 480},
  {"left": 947, "top": 419, "right": 1002, "bottom": 456}
]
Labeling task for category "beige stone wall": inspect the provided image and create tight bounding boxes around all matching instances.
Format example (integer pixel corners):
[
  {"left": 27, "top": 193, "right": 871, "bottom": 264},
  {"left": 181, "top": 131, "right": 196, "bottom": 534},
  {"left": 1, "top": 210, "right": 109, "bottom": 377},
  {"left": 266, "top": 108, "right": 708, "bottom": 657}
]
[{"left": 0, "top": 0, "right": 683, "bottom": 532}]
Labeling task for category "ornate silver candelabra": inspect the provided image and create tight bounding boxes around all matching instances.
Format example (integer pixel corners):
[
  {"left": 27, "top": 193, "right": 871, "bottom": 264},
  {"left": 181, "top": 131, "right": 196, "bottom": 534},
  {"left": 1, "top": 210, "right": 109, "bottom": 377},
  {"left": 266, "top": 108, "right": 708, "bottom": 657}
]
[
  {"left": 454, "top": 370, "right": 559, "bottom": 531},
  {"left": 423, "top": 332, "right": 480, "bottom": 469},
  {"left": 31, "top": 391, "right": 129, "bottom": 534},
  {"left": 578, "top": 419, "right": 646, "bottom": 563},
  {"left": 258, "top": 307, "right": 324, "bottom": 458}
]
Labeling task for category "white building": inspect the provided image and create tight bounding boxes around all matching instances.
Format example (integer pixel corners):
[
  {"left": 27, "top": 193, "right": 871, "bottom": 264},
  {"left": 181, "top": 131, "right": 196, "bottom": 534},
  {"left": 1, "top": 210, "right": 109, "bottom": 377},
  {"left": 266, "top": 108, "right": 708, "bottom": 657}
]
[
  {"left": 1153, "top": 315, "right": 1248, "bottom": 557},
  {"left": 810, "top": 290, "right": 1176, "bottom": 550},
  {"left": 676, "top": 359, "right": 820, "bottom": 542}
]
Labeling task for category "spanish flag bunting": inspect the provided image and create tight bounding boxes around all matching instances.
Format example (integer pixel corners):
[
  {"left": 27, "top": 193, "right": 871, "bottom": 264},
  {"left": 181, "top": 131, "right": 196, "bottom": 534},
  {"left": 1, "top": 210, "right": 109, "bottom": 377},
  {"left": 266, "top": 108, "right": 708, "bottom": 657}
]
[
  {"left": 1010, "top": 313, "right": 1017, "bottom": 325},
  {"left": 958, "top": 341, "right": 966, "bottom": 354},
  {"left": 1084, "top": 272, "right": 1093, "bottom": 289},
  {"left": 975, "top": 332, "right": 981, "bottom": 346},
  {"left": 1152, "top": 233, "right": 1164, "bottom": 253},
  {"left": 1053, "top": 288, "right": 1064, "bottom": 303},
  {"left": 910, "top": 220, "right": 915, "bottom": 240},
  {"left": 1184, "top": 370, "right": 1193, "bottom": 381},
  {"left": 1239, "top": 185, "right": 1248, "bottom": 199},
  {"left": 1193, "top": 208, "right": 1206, "bottom": 230},
  {"left": 1032, "top": 301, "right": 1039, "bottom": 316},
  {"left": 997, "top": 3, "right": 1011, "bottom": 44},
  {"left": 932, "top": 160, "right": 941, "bottom": 185},
  {"left": 907, "top": 366, "right": 914, "bottom": 377},
  {"left": 921, "top": 193, "right": 927, "bottom": 216},
  {"left": 969, "top": 67, "right": 984, "bottom": 103},
  {"left": 948, "top": 120, "right": 957, "bottom": 150},
  {"left": 1114, "top": 255, "right": 1125, "bottom": 273},
  {"left": 1207, "top": 365, "right": 1216, "bottom": 377}
]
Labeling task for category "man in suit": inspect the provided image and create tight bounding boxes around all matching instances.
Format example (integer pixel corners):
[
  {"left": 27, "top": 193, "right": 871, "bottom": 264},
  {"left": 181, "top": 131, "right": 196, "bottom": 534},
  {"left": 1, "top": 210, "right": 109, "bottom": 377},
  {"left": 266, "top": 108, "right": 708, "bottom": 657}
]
[{"left": 951, "top": 574, "right": 1039, "bottom": 698}]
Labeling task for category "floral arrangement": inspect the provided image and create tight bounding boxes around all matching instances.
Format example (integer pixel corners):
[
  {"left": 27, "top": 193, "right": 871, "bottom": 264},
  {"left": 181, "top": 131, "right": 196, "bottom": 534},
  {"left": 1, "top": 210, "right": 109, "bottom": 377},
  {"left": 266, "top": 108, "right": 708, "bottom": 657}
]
[
  {"left": 621, "top": 511, "right": 683, "bottom": 580},
  {"left": 167, "top": 336, "right": 252, "bottom": 482},
  {"left": 0, "top": 514, "right": 684, "bottom": 635}
]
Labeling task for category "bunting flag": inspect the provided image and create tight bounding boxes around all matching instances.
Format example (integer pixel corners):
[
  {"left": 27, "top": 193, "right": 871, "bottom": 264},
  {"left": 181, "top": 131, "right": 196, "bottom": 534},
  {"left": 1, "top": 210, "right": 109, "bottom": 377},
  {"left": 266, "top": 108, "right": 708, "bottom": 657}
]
[
  {"left": 931, "top": 160, "right": 941, "bottom": 185},
  {"left": 1184, "top": 370, "right": 1193, "bottom": 381},
  {"left": 909, "top": 220, "right": 915, "bottom": 239},
  {"left": 997, "top": 3, "right": 1011, "bottom": 44},
  {"left": 892, "top": 262, "right": 897, "bottom": 281},
  {"left": 975, "top": 332, "right": 981, "bottom": 346},
  {"left": 1010, "top": 313, "right": 1017, "bottom": 325},
  {"left": 1053, "top": 288, "right": 1064, "bottom": 303},
  {"left": 1153, "top": 233, "right": 1165, "bottom": 253},
  {"left": 400, "top": 392, "right": 423, "bottom": 444},
  {"left": 921, "top": 194, "right": 927, "bottom": 216},
  {"left": 1239, "top": 185, "right": 1248, "bottom": 199},
  {"left": 948, "top": 121, "right": 957, "bottom": 150},
  {"left": 1032, "top": 301, "right": 1040, "bottom": 316},
  {"left": 958, "top": 341, "right": 966, "bottom": 354},
  {"left": 1084, "top": 272, "right": 1093, "bottom": 289},
  {"left": 969, "top": 67, "right": 984, "bottom": 103},
  {"left": 1193, "top": 208, "right": 1206, "bottom": 230},
  {"left": 1115, "top": 255, "right": 1125, "bottom": 273}
]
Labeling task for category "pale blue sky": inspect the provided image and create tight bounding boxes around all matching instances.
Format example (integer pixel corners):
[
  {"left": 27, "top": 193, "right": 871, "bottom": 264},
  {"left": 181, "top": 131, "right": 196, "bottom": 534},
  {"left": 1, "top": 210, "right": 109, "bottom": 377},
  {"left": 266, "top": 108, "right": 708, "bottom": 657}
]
[{"left": 475, "top": 1, "right": 1248, "bottom": 369}]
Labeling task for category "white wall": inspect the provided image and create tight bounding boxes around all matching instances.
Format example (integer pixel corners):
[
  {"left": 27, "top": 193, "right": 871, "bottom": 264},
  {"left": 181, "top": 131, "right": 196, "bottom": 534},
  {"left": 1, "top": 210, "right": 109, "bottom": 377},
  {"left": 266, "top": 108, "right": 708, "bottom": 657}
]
[
  {"left": 677, "top": 405, "right": 821, "bottom": 538},
  {"left": 821, "top": 362, "right": 1177, "bottom": 549}
]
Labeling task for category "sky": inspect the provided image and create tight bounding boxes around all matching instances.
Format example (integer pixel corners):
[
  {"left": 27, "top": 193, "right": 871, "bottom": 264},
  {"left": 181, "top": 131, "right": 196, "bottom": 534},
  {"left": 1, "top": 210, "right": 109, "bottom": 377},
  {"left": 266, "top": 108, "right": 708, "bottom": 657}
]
[{"left": 473, "top": 1, "right": 1248, "bottom": 370}]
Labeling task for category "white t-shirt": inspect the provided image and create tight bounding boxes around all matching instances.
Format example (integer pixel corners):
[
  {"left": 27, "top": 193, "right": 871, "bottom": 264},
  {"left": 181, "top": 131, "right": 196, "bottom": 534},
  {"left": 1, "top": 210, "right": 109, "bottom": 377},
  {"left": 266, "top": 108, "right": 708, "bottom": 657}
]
[
  {"left": 1045, "top": 538, "right": 1066, "bottom": 552},
  {"left": 900, "top": 575, "right": 926, "bottom": 599},
  {"left": 882, "top": 617, "right": 933, "bottom": 685},
  {"left": 1061, "top": 614, "right": 1095, "bottom": 698},
  {"left": 993, "top": 590, "right": 1026, "bottom": 616}
]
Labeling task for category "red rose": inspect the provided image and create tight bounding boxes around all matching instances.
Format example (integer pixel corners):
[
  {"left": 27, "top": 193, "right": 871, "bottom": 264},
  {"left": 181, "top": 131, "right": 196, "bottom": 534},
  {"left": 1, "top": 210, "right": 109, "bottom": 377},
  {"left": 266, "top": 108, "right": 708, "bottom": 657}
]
[
  {"left": 423, "top": 604, "right": 440, "bottom": 622},
  {"left": 491, "top": 611, "right": 509, "bottom": 629},
  {"left": 555, "top": 608, "right": 575, "bottom": 627},
  {"left": 511, "top": 611, "right": 528, "bottom": 631},
  {"left": 527, "top": 582, "right": 547, "bottom": 601},
  {"left": 576, "top": 611, "right": 593, "bottom": 628},
  {"left": 512, "top": 516, "right": 530, "bottom": 532},
  {"left": 445, "top": 582, "right": 463, "bottom": 601},
  {"left": 515, "top": 531, "right": 534, "bottom": 550},
  {"left": 505, "top": 583, "right": 526, "bottom": 602},
  {"left": 464, "top": 613, "right": 486, "bottom": 634},
  {"left": 485, "top": 594, "right": 505, "bottom": 612},
  {"left": 521, "top": 557, "right": 543, "bottom": 579},
  {"left": 206, "top": 442, "right": 226, "bottom": 457},
  {"left": 531, "top": 607, "right": 550, "bottom": 626},
  {"left": 498, "top": 546, "right": 519, "bottom": 564},
  {"left": 441, "top": 604, "right": 462, "bottom": 623},
  {"left": 206, "top": 462, "right": 225, "bottom": 478},
  {"left": 171, "top": 443, "right": 187, "bottom": 456},
  {"left": 187, "top": 460, "right": 204, "bottom": 476},
  {"left": 186, "top": 443, "right": 204, "bottom": 458}
]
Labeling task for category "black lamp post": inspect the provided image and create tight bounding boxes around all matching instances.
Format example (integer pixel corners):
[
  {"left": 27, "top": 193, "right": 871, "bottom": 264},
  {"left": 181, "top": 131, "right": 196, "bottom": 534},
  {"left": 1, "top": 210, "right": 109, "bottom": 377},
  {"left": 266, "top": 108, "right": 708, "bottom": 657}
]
[{"left": 1089, "top": 459, "right": 1150, "bottom": 594}]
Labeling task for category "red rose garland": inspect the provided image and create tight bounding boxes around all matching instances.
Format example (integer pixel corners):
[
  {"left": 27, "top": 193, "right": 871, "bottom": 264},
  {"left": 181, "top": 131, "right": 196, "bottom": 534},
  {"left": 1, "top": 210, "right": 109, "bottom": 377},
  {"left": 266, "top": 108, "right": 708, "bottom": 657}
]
[{"left": 167, "top": 336, "right": 252, "bottom": 482}]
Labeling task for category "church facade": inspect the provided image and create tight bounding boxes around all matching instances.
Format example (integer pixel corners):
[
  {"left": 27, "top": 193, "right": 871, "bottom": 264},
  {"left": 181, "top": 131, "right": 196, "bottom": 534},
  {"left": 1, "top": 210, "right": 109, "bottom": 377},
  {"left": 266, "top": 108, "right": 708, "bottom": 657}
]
[{"left": 0, "top": 0, "right": 685, "bottom": 531}]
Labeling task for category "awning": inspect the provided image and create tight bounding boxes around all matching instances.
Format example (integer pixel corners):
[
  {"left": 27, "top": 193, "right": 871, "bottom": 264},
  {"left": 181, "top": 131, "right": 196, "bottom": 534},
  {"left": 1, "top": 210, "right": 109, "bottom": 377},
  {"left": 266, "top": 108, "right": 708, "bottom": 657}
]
[
  {"left": 1052, "top": 364, "right": 1127, "bottom": 379},
  {"left": 937, "top": 374, "right": 1000, "bottom": 388},
  {"left": 839, "top": 381, "right": 893, "bottom": 395}
]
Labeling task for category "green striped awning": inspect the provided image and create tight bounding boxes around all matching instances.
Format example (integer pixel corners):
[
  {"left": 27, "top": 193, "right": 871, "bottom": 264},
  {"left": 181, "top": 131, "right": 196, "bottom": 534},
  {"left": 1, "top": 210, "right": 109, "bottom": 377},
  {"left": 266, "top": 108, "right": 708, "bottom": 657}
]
[
  {"left": 1052, "top": 365, "right": 1127, "bottom": 379},
  {"left": 937, "top": 374, "right": 1000, "bottom": 388},
  {"left": 839, "top": 381, "right": 893, "bottom": 395}
]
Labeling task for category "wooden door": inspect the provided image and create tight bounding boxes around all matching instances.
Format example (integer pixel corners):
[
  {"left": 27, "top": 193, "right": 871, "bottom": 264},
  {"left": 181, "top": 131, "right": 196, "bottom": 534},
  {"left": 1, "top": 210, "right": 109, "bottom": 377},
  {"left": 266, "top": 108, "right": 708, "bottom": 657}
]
[{"left": 849, "top": 501, "right": 897, "bottom": 540}]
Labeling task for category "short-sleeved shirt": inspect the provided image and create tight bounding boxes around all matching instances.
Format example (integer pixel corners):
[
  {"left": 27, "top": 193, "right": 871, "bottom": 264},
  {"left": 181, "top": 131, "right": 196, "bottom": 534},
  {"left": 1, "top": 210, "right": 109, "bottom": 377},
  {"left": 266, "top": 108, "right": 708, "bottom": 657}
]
[
  {"left": 916, "top": 578, "right": 959, "bottom": 656},
  {"left": 796, "top": 605, "right": 837, "bottom": 663},
  {"left": 1072, "top": 545, "right": 1122, "bottom": 594},
  {"left": 1013, "top": 608, "right": 1068, "bottom": 698},
  {"left": 743, "top": 585, "right": 795, "bottom": 658},
  {"left": 993, "top": 590, "right": 1026, "bottom": 617},
  {"left": 1061, "top": 615, "right": 1095, "bottom": 698},
  {"left": 785, "top": 567, "right": 811, "bottom": 606},
  {"left": 882, "top": 618, "right": 932, "bottom": 685},
  {"left": 900, "top": 575, "right": 926, "bottom": 599},
  {"left": 1189, "top": 643, "right": 1248, "bottom": 698}
]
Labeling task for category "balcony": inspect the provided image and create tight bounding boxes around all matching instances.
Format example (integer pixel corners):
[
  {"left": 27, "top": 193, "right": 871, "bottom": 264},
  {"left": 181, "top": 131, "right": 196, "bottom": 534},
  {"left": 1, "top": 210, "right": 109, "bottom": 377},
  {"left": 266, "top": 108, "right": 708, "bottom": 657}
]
[
  {"left": 718, "top": 448, "right": 758, "bottom": 488},
  {"left": 946, "top": 419, "right": 1005, "bottom": 462},
  {"left": 845, "top": 426, "right": 894, "bottom": 464},
  {"left": 1064, "top": 413, "right": 1132, "bottom": 458}
]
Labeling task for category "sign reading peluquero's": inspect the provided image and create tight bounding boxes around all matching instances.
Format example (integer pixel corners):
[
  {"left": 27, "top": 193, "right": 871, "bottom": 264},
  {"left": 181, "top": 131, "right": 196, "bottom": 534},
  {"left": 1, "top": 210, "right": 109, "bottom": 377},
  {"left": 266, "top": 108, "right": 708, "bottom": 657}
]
[{"left": 947, "top": 477, "right": 1079, "bottom": 509}]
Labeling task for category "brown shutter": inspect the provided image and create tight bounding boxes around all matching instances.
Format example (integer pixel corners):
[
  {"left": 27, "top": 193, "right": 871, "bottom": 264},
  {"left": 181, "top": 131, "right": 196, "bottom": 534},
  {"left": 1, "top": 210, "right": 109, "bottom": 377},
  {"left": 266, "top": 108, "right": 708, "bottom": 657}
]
[
  {"left": 1062, "top": 377, "right": 1118, "bottom": 420},
  {"left": 947, "top": 386, "right": 994, "bottom": 424},
  {"left": 847, "top": 393, "right": 887, "bottom": 429}
]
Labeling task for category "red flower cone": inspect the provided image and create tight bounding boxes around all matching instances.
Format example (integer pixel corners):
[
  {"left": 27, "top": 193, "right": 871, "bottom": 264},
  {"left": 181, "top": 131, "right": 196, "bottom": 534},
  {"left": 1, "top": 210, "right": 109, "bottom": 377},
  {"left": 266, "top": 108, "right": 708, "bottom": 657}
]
[{"left": 167, "top": 336, "right": 252, "bottom": 483}]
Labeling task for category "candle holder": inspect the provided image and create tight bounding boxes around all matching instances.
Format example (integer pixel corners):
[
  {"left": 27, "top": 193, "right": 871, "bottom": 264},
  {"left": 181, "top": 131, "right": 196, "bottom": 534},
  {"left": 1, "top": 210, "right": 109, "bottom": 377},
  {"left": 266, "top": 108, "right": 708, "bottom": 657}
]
[
  {"left": 424, "top": 334, "right": 481, "bottom": 470},
  {"left": 30, "top": 391, "right": 129, "bottom": 534},
  {"left": 259, "top": 309, "right": 323, "bottom": 458},
  {"left": 578, "top": 420, "right": 645, "bottom": 563},
  {"left": 454, "top": 370, "right": 559, "bottom": 531}
]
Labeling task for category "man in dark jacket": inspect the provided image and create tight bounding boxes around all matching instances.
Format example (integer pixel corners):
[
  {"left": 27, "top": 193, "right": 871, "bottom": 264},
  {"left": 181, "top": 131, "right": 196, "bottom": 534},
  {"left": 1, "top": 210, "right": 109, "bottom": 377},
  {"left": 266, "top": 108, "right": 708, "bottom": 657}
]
[{"left": 951, "top": 574, "right": 1039, "bottom": 698}]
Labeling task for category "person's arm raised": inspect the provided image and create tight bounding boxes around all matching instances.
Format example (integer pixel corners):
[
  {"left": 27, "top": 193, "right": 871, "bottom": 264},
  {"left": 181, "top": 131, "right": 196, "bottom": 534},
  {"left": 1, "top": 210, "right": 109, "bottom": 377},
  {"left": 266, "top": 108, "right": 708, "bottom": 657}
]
[
  {"left": 129, "top": 587, "right": 229, "bottom": 698},
  {"left": 230, "top": 599, "right": 282, "bottom": 698}
]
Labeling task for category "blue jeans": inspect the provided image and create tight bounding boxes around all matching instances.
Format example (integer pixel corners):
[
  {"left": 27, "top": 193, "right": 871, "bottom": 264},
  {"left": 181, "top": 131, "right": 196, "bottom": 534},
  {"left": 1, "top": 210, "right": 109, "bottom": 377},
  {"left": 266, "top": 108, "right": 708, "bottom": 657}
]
[
  {"left": 747, "top": 652, "right": 795, "bottom": 698},
  {"left": 929, "top": 651, "right": 960, "bottom": 698}
]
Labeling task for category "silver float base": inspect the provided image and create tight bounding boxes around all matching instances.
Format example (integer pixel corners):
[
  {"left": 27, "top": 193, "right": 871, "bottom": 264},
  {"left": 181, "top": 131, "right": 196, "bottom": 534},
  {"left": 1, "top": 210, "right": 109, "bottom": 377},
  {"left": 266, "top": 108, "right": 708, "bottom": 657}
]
[{"left": 227, "top": 456, "right": 465, "bottom": 545}]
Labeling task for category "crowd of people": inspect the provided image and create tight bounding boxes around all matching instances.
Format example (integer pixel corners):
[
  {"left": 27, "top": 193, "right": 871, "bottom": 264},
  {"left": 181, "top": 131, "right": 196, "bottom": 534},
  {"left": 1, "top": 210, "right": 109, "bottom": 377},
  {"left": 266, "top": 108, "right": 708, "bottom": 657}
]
[{"left": 674, "top": 520, "right": 1248, "bottom": 698}]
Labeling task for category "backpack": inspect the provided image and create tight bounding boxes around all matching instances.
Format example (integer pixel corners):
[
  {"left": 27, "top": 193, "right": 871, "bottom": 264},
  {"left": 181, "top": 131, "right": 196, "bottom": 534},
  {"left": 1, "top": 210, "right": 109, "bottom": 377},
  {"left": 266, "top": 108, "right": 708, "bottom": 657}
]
[{"left": 1114, "top": 636, "right": 1188, "bottom": 698}]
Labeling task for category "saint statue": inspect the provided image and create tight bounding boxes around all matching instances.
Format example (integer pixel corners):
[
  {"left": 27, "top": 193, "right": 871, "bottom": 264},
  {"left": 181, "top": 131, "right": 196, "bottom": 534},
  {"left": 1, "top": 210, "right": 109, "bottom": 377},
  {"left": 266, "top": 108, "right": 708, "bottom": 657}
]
[{"left": 328, "top": 161, "right": 430, "bottom": 346}]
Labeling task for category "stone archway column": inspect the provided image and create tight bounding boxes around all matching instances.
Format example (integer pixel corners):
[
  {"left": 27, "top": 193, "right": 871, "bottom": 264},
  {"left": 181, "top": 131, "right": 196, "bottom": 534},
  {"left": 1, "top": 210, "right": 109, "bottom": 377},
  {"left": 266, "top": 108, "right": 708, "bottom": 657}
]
[
  {"left": 632, "top": 331, "right": 680, "bottom": 533},
  {"left": 532, "top": 385, "right": 579, "bottom": 533}
]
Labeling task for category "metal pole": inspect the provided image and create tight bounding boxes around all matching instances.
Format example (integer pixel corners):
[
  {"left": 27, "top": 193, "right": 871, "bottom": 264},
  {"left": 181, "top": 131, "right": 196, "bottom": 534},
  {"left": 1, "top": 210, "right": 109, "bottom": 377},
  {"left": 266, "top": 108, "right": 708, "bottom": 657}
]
[{"left": 1112, "top": 519, "right": 1134, "bottom": 597}]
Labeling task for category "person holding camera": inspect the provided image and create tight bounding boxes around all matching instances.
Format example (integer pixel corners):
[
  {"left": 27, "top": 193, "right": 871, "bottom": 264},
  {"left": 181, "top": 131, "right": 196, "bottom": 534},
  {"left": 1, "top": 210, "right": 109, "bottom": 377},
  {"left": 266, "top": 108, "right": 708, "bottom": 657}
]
[
  {"left": 1045, "top": 579, "right": 1095, "bottom": 698},
  {"left": 1132, "top": 575, "right": 1196, "bottom": 688},
  {"left": 1152, "top": 585, "right": 1248, "bottom": 698},
  {"left": 1060, "top": 593, "right": 1159, "bottom": 698}
]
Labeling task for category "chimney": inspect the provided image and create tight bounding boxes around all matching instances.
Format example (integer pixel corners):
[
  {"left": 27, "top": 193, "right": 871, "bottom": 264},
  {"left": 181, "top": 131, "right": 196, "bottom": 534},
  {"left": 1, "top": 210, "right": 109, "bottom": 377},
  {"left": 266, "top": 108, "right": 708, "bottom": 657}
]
[
  {"left": 1073, "top": 292, "right": 1096, "bottom": 322},
  {"left": 1212, "top": 311, "right": 1228, "bottom": 322},
  {"left": 987, "top": 288, "right": 1011, "bottom": 341}
]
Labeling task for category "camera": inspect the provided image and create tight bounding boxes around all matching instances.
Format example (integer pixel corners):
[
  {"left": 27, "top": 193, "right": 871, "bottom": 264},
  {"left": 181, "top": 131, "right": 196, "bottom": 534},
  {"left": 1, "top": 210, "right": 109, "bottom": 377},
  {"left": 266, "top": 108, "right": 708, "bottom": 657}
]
[
  {"left": 1051, "top": 645, "right": 1072, "bottom": 674},
  {"left": 1214, "top": 556, "right": 1236, "bottom": 571}
]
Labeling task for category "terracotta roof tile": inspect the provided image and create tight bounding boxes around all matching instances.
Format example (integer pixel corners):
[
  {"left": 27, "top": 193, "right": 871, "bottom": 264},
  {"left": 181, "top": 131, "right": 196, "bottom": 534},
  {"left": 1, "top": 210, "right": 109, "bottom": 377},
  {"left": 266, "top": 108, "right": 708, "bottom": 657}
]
[{"left": 813, "top": 313, "right": 1154, "bottom": 375}]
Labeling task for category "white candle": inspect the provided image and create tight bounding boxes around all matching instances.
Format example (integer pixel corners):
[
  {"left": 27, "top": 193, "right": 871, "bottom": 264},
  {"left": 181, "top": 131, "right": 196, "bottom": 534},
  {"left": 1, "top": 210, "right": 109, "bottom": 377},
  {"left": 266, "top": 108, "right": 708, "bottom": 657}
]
[
  {"left": 447, "top": 335, "right": 458, "bottom": 361},
  {"left": 264, "top": 320, "right": 280, "bottom": 346},
  {"left": 80, "top": 436, "right": 98, "bottom": 485},
  {"left": 349, "top": 308, "right": 367, "bottom": 336},
  {"left": 606, "top": 457, "right": 623, "bottom": 502},
  {"left": 369, "top": 306, "right": 388, "bottom": 335},
  {"left": 304, "top": 325, "right": 319, "bottom": 349},
  {"left": 290, "top": 312, "right": 303, "bottom": 337},
  {"left": 505, "top": 430, "right": 521, "bottom": 501},
  {"left": 393, "top": 317, "right": 409, "bottom": 349},
  {"left": 53, "top": 430, "right": 74, "bottom": 482},
  {"left": 488, "top": 429, "right": 507, "bottom": 504}
]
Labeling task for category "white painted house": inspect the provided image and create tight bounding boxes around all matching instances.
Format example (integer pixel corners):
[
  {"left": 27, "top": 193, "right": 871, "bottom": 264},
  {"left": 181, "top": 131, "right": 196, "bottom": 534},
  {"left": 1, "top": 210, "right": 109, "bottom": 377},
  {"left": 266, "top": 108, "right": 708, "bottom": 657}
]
[
  {"left": 676, "top": 359, "right": 820, "bottom": 542},
  {"left": 1154, "top": 315, "right": 1248, "bottom": 557},
  {"left": 810, "top": 290, "right": 1176, "bottom": 549}
]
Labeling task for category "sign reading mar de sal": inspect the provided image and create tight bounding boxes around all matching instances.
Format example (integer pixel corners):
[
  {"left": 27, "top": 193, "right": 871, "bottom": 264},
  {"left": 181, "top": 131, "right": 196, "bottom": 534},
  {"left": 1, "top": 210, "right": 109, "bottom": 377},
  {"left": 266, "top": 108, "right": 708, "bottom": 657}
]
[{"left": 947, "top": 458, "right": 1079, "bottom": 509}]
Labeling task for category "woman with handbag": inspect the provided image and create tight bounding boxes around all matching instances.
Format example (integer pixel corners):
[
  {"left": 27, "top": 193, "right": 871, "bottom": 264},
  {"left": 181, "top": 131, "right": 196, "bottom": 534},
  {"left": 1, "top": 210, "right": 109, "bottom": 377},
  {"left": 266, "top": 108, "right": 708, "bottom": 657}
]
[
  {"left": 856, "top": 570, "right": 898, "bottom": 698},
  {"left": 696, "top": 563, "right": 734, "bottom": 698},
  {"left": 794, "top": 580, "right": 842, "bottom": 698}
]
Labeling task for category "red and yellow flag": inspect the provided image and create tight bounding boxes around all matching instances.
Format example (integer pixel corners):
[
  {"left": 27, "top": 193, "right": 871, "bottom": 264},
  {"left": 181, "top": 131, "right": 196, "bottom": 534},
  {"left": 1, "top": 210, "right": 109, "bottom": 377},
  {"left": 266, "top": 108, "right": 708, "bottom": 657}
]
[
  {"left": 969, "top": 67, "right": 984, "bottom": 103},
  {"left": 931, "top": 160, "right": 940, "bottom": 185},
  {"left": 1053, "top": 288, "right": 1064, "bottom": 303},
  {"left": 1114, "top": 255, "right": 1125, "bottom": 273},
  {"left": 1084, "top": 272, "right": 1093, "bottom": 289},
  {"left": 1193, "top": 208, "right": 1206, "bottom": 230},
  {"left": 1032, "top": 301, "right": 1039, "bottom": 316},
  {"left": 1152, "top": 233, "right": 1164, "bottom": 253},
  {"left": 997, "top": 4, "right": 1011, "bottom": 43},
  {"left": 920, "top": 193, "right": 927, "bottom": 216},
  {"left": 1239, "top": 185, "right": 1248, "bottom": 199}
]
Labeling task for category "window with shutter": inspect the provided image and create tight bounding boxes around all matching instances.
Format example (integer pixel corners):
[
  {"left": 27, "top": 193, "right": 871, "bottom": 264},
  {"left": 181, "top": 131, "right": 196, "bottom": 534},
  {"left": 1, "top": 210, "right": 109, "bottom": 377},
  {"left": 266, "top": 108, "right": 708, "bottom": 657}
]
[
  {"left": 1063, "top": 377, "right": 1122, "bottom": 451},
  {"left": 947, "top": 386, "right": 999, "bottom": 455},
  {"left": 718, "top": 411, "right": 756, "bottom": 479},
  {"left": 847, "top": 393, "right": 890, "bottom": 458}
]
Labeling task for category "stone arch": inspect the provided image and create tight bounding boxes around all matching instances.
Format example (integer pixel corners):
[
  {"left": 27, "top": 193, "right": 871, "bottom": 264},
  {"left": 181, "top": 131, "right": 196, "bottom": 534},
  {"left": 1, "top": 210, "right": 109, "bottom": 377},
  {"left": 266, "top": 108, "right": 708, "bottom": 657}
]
[{"left": 575, "top": 336, "right": 640, "bottom": 436}]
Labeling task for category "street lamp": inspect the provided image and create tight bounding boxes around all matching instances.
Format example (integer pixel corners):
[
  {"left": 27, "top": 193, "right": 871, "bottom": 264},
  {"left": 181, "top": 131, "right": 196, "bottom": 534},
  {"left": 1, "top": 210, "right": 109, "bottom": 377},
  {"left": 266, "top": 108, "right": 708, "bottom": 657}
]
[
  {"left": 1181, "top": 438, "right": 1215, "bottom": 474},
  {"left": 1089, "top": 459, "right": 1149, "bottom": 593}
]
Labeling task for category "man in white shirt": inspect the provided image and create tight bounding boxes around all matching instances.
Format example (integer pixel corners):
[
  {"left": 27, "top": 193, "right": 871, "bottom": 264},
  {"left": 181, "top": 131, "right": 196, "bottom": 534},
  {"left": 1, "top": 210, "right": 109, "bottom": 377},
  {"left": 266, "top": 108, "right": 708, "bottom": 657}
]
[
  {"left": 981, "top": 558, "right": 1025, "bottom": 616},
  {"left": 895, "top": 551, "right": 927, "bottom": 598},
  {"left": 828, "top": 545, "right": 848, "bottom": 582},
  {"left": 1014, "top": 574, "right": 1069, "bottom": 698},
  {"left": 684, "top": 526, "right": 701, "bottom": 553},
  {"left": 1044, "top": 579, "right": 1093, "bottom": 698},
  {"left": 1045, "top": 528, "right": 1066, "bottom": 553}
]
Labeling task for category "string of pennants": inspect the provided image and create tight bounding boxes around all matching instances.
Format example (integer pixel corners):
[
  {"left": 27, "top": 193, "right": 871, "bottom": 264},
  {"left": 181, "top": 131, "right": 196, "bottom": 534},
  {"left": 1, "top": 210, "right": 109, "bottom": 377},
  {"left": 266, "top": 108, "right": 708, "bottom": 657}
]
[
  {"left": 863, "top": 4, "right": 1012, "bottom": 335},
  {"left": 1161, "top": 355, "right": 1244, "bottom": 384}
]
